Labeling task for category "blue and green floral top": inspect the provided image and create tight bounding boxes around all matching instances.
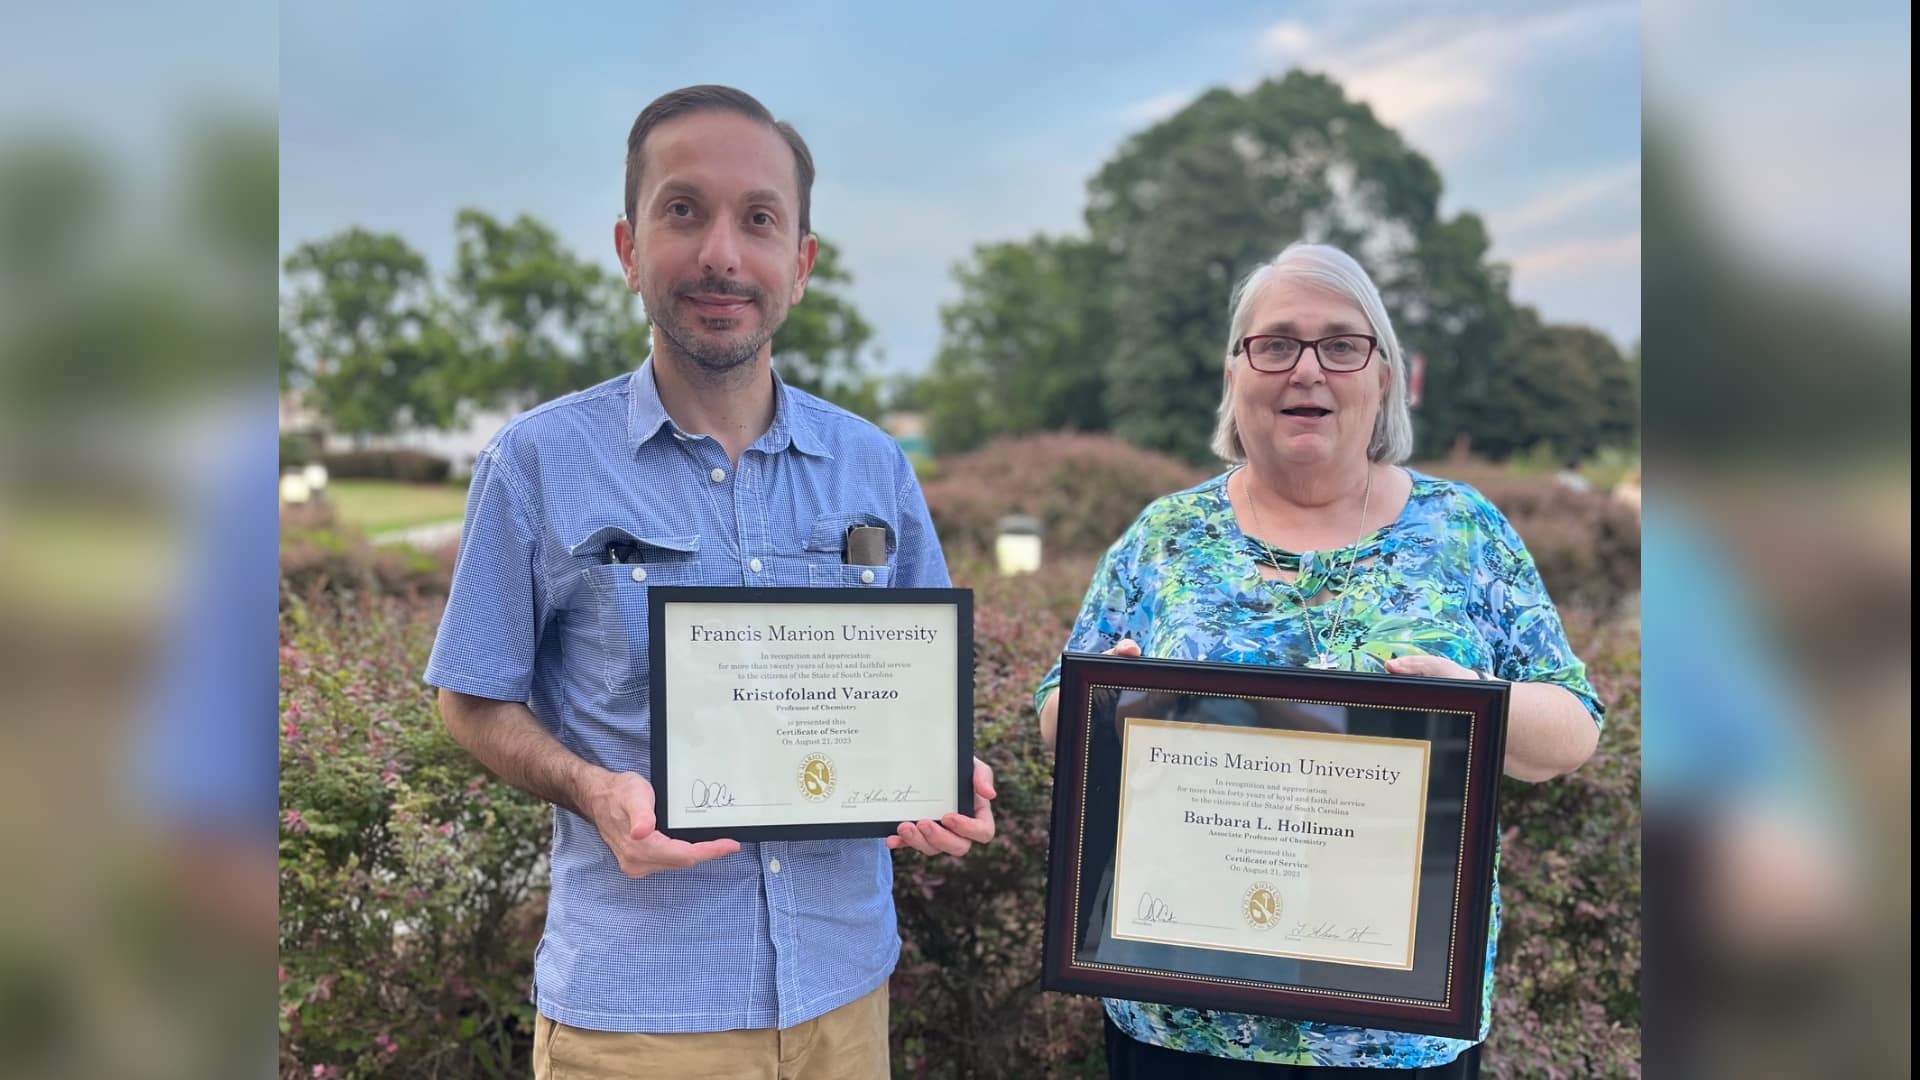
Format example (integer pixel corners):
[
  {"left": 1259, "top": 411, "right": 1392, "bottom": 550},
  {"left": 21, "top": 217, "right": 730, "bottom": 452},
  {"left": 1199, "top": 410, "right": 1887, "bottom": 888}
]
[{"left": 1035, "top": 468, "right": 1604, "bottom": 1068}]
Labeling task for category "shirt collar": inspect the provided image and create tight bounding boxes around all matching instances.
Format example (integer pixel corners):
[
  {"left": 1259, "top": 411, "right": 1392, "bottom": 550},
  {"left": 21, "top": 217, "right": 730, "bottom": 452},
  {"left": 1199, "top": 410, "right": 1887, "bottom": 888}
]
[{"left": 627, "top": 359, "right": 834, "bottom": 461}]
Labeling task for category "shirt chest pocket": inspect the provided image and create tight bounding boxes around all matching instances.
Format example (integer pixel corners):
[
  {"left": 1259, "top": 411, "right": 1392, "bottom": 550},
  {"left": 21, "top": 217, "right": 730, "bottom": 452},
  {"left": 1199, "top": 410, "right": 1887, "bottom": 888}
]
[
  {"left": 799, "top": 511, "right": 897, "bottom": 588},
  {"left": 572, "top": 528, "right": 702, "bottom": 698}
]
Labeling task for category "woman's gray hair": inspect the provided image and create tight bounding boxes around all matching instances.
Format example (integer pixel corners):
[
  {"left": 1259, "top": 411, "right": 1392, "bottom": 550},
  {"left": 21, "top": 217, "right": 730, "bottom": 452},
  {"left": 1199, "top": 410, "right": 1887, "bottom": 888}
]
[{"left": 1209, "top": 243, "right": 1414, "bottom": 465}]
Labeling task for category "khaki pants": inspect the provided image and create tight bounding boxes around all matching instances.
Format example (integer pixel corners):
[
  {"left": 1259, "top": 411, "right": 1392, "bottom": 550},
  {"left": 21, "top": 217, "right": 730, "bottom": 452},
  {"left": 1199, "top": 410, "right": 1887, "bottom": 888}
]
[{"left": 532, "top": 982, "right": 890, "bottom": 1080}]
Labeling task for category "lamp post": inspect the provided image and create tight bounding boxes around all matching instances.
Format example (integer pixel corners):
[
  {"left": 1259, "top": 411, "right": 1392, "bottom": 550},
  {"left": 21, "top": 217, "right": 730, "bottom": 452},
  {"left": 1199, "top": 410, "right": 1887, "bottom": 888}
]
[
  {"left": 995, "top": 514, "right": 1043, "bottom": 576},
  {"left": 279, "top": 473, "right": 312, "bottom": 506},
  {"left": 302, "top": 462, "right": 330, "bottom": 500}
]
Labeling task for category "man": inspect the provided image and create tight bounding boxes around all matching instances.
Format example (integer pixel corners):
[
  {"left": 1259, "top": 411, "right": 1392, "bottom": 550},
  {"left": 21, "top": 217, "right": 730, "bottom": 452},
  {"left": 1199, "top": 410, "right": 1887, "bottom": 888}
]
[{"left": 425, "top": 85, "right": 995, "bottom": 1080}]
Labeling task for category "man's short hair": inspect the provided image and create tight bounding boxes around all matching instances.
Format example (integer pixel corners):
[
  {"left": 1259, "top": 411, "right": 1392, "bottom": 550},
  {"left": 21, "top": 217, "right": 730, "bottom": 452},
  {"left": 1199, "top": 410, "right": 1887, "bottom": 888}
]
[{"left": 624, "top": 85, "right": 815, "bottom": 243}]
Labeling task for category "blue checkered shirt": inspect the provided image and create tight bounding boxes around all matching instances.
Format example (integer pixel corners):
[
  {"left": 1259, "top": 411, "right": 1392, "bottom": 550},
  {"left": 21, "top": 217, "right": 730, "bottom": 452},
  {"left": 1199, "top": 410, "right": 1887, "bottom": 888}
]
[{"left": 424, "top": 362, "right": 949, "bottom": 1033}]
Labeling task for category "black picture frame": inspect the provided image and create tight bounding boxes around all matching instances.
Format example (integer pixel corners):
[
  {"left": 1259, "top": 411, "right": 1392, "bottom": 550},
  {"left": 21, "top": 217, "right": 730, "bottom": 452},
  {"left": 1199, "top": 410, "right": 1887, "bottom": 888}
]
[
  {"left": 1042, "top": 652, "right": 1510, "bottom": 1041},
  {"left": 647, "top": 586, "right": 973, "bottom": 843}
]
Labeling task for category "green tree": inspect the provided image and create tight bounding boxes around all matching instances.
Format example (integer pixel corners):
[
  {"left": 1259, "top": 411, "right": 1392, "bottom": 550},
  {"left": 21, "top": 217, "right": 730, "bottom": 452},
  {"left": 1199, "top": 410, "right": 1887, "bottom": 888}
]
[
  {"left": 918, "top": 235, "right": 1111, "bottom": 454},
  {"left": 1461, "top": 307, "right": 1636, "bottom": 462},
  {"left": 772, "top": 235, "right": 883, "bottom": 418},
  {"left": 282, "top": 228, "right": 443, "bottom": 438},
  {"left": 1098, "top": 136, "right": 1272, "bottom": 461},
  {"left": 2, "top": 119, "right": 276, "bottom": 424},
  {"left": 448, "top": 209, "right": 647, "bottom": 409},
  {"left": 1594, "top": 333, "right": 1640, "bottom": 453},
  {"left": 1390, "top": 212, "right": 1517, "bottom": 459},
  {"left": 1084, "top": 72, "right": 1517, "bottom": 462},
  {"left": 279, "top": 325, "right": 298, "bottom": 392}
]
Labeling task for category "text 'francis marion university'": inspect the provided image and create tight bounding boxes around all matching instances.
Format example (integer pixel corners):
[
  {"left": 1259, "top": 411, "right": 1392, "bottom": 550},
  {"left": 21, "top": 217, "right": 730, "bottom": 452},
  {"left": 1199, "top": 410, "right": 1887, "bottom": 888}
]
[
  {"left": 1145, "top": 746, "right": 1403, "bottom": 786},
  {"left": 689, "top": 624, "right": 941, "bottom": 645}
]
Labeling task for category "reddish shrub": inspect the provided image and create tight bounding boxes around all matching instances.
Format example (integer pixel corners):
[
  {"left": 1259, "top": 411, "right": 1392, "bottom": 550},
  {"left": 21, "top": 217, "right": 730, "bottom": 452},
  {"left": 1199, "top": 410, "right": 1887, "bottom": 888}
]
[
  {"left": 922, "top": 434, "right": 1206, "bottom": 561},
  {"left": 276, "top": 446, "right": 1639, "bottom": 1078},
  {"left": 279, "top": 503, "right": 451, "bottom": 600},
  {"left": 889, "top": 559, "right": 1110, "bottom": 1078},
  {"left": 1485, "top": 608, "right": 1642, "bottom": 1078},
  {"left": 279, "top": 588, "right": 550, "bottom": 1078}
]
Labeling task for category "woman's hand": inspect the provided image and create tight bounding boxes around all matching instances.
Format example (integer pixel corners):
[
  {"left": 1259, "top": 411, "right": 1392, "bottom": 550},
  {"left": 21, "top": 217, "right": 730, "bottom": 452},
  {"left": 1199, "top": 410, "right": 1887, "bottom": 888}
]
[
  {"left": 1384, "top": 653, "right": 1484, "bottom": 680},
  {"left": 1386, "top": 652, "right": 1599, "bottom": 781},
  {"left": 1039, "top": 639, "right": 1142, "bottom": 751}
]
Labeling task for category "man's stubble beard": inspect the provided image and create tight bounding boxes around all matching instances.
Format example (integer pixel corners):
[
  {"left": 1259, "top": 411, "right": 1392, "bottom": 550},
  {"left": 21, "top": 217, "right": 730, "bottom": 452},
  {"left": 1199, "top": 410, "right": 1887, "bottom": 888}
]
[{"left": 649, "top": 278, "right": 789, "bottom": 388}]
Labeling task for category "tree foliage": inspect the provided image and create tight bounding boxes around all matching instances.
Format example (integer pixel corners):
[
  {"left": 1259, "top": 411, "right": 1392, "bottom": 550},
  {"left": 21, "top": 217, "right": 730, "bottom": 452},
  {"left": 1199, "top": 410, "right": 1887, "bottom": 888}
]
[
  {"left": 920, "top": 235, "right": 1111, "bottom": 454},
  {"left": 772, "top": 236, "right": 883, "bottom": 416},
  {"left": 916, "top": 71, "right": 1633, "bottom": 463},
  {"left": 282, "top": 216, "right": 884, "bottom": 435},
  {"left": 282, "top": 228, "right": 444, "bottom": 437}
]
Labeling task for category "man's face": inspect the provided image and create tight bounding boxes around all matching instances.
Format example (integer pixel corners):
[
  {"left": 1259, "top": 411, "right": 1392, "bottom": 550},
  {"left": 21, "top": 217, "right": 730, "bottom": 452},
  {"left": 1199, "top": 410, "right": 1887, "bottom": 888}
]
[{"left": 616, "top": 110, "right": 816, "bottom": 376}]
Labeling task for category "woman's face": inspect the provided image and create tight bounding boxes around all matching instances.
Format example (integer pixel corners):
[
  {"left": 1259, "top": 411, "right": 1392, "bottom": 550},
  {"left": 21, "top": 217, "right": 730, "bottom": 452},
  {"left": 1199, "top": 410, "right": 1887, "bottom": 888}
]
[{"left": 1228, "top": 277, "right": 1388, "bottom": 472}]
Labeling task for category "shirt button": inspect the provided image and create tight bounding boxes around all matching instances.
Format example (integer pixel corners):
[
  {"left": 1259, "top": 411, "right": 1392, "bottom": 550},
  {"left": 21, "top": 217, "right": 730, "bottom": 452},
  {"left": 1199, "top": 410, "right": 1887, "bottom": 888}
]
[
  {"left": 860, "top": 569, "right": 876, "bottom": 584},
  {"left": 768, "top": 858, "right": 781, "bottom": 874},
  {"left": 630, "top": 567, "right": 647, "bottom": 583},
  {"left": 749, "top": 558, "right": 764, "bottom": 574},
  {"left": 710, "top": 467, "right": 726, "bottom": 483}
]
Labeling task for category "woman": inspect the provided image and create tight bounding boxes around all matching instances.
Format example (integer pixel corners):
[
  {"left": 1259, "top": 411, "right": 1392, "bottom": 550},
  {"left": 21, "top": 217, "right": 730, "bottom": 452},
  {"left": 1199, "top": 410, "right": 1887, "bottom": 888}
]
[{"left": 1035, "top": 243, "right": 1604, "bottom": 1077}]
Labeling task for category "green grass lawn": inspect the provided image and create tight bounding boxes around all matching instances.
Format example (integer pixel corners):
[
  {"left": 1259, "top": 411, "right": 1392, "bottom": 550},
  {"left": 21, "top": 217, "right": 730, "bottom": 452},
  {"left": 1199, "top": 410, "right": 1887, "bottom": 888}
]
[{"left": 325, "top": 480, "right": 468, "bottom": 534}]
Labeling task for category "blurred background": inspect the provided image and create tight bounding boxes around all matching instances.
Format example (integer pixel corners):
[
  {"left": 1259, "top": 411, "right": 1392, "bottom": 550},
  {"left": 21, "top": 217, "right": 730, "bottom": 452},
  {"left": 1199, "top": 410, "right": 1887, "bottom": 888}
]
[
  {"left": 1640, "top": 2, "right": 1909, "bottom": 1078},
  {"left": 0, "top": 1, "right": 1904, "bottom": 1077},
  {"left": 1, "top": 3, "right": 279, "bottom": 1080}
]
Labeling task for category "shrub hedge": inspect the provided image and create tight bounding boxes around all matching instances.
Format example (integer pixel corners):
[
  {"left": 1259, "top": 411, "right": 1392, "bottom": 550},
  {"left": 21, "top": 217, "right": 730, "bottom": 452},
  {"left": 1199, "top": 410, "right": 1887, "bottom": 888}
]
[{"left": 278, "top": 446, "right": 1641, "bottom": 1078}]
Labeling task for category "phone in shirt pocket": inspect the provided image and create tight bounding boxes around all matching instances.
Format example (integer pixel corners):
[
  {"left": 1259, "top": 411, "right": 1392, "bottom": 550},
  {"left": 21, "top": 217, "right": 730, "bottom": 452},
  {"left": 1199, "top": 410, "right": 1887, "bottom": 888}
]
[
  {"left": 572, "top": 526, "right": 701, "bottom": 697},
  {"left": 802, "top": 510, "right": 897, "bottom": 588}
]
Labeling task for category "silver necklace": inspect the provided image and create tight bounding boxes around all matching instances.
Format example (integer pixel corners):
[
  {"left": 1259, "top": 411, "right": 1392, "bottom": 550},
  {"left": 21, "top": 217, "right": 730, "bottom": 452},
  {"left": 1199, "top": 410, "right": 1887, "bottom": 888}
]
[{"left": 1242, "top": 467, "right": 1374, "bottom": 670}]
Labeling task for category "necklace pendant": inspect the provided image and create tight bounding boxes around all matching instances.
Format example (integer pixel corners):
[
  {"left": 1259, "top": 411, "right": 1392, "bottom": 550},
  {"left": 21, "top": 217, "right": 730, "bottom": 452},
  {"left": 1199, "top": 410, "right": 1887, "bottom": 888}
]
[{"left": 1308, "top": 652, "right": 1340, "bottom": 670}]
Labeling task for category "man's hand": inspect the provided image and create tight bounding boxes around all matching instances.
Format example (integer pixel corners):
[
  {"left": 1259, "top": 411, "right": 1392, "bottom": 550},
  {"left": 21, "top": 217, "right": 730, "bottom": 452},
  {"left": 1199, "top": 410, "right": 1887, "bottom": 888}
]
[
  {"left": 887, "top": 756, "right": 997, "bottom": 858},
  {"left": 584, "top": 771, "right": 740, "bottom": 878}
]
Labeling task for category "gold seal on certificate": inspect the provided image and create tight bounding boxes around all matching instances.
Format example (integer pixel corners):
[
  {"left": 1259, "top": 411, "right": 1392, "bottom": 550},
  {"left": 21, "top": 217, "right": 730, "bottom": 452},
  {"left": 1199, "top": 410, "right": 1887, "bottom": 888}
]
[
  {"left": 798, "top": 753, "right": 836, "bottom": 802},
  {"left": 648, "top": 587, "right": 973, "bottom": 843},
  {"left": 1242, "top": 883, "right": 1280, "bottom": 930},
  {"left": 1042, "top": 652, "right": 1511, "bottom": 1041}
]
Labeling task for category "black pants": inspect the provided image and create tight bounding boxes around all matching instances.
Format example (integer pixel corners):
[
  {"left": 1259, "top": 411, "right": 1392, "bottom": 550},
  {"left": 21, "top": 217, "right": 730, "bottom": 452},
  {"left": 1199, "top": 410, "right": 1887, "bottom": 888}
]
[{"left": 1104, "top": 1015, "right": 1482, "bottom": 1079}]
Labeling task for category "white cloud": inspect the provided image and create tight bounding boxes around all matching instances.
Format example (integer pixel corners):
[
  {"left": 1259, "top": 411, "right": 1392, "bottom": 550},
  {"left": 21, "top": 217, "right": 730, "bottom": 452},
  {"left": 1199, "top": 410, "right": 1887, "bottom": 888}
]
[
  {"left": 1258, "top": 1, "right": 1637, "bottom": 164},
  {"left": 1120, "top": 3, "right": 1637, "bottom": 164},
  {"left": 1486, "top": 162, "right": 1641, "bottom": 236},
  {"left": 1258, "top": 20, "right": 1314, "bottom": 58},
  {"left": 1505, "top": 230, "right": 1640, "bottom": 282}
]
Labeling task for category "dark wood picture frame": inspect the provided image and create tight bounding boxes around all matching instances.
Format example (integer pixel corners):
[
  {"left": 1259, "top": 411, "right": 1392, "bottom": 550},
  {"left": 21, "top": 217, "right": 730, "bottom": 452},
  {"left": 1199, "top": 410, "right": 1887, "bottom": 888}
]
[{"left": 1042, "top": 652, "right": 1510, "bottom": 1040}]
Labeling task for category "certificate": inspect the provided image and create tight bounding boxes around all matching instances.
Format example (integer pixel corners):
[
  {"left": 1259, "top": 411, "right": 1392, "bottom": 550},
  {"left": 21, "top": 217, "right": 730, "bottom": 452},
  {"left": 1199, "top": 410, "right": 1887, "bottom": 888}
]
[
  {"left": 647, "top": 587, "right": 973, "bottom": 842},
  {"left": 1042, "top": 653, "right": 1509, "bottom": 1040},
  {"left": 1111, "top": 719, "right": 1430, "bottom": 970}
]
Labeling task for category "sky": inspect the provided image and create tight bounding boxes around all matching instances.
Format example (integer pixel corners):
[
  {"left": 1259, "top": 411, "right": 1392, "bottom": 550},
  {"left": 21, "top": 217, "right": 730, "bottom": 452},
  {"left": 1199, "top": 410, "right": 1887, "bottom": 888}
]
[{"left": 276, "top": 0, "right": 1647, "bottom": 375}]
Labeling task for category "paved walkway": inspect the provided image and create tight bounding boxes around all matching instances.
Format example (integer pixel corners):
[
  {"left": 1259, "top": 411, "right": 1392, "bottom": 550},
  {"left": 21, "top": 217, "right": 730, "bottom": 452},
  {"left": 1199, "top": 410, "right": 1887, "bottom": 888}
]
[{"left": 372, "top": 519, "right": 463, "bottom": 550}]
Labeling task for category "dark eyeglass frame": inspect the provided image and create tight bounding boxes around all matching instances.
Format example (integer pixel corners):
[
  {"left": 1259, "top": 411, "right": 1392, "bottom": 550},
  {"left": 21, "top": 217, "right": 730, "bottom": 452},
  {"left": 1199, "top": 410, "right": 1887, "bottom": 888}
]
[{"left": 1232, "top": 333, "right": 1380, "bottom": 374}]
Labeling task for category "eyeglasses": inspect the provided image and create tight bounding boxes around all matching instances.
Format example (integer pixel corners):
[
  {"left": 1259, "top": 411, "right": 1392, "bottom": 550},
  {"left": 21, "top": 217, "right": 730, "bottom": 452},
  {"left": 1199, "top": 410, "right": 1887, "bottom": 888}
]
[{"left": 1233, "top": 333, "right": 1378, "bottom": 374}]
